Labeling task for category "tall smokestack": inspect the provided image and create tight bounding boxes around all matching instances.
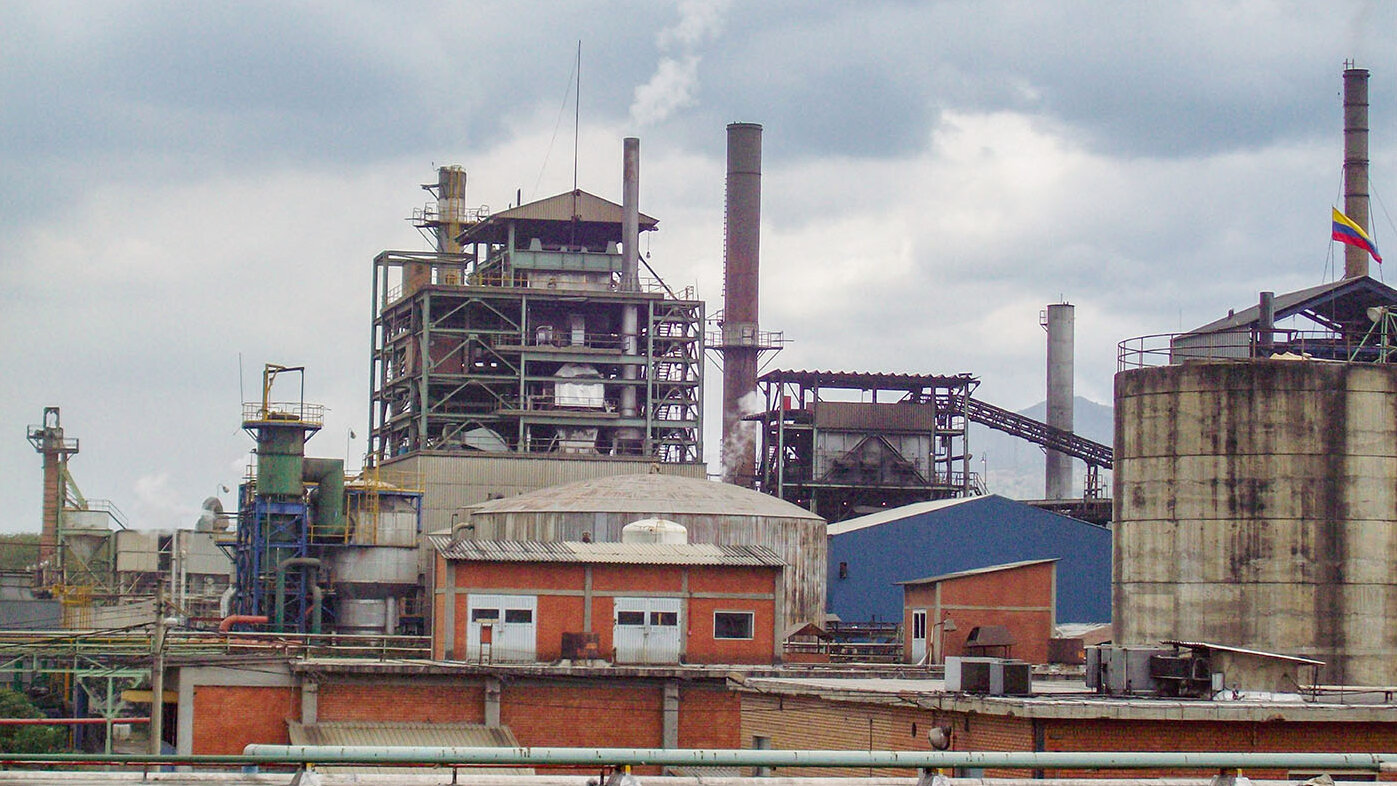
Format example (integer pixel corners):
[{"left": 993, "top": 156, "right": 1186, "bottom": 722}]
[
  {"left": 622, "top": 138, "right": 641, "bottom": 292},
  {"left": 722, "top": 123, "right": 763, "bottom": 487},
  {"left": 436, "top": 165, "right": 468, "bottom": 254},
  {"left": 620, "top": 138, "right": 642, "bottom": 449},
  {"left": 1044, "top": 303, "right": 1074, "bottom": 499},
  {"left": 1344, "top": 66, "right": 1371, "bottom": 280}
]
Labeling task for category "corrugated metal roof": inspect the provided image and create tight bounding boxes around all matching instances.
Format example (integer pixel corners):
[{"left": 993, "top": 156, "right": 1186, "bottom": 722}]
[
  {"left": 458, "top": 189, "right": 658, "bottom": 245},
  {"left": 1184, "top": 276, "right": 1397, "bottom": 335},
  {"left": 288, "top": 720, "right": 520, "bottom": 747},
  {"left": 760, "top": 369, "right": 979, "bottom": 389},
  {"left": 465, "top": 472, "right": 824, "bottom": 520},
  {"left": 826, "top": 495, "right": 985, "bottom": 535},
  {"left": 896, "top": 558, "right": 1058, "bottom": 586},
  {"left": 287, "top": 721, "right": 528, "bottom": 775},
  {"left": 430, "top": 537, "right": 784, "bottom": 566}
]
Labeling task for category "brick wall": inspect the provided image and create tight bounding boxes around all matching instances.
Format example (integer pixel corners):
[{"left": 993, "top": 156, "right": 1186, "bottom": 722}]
[
  {"left": 191, "top": 685, "right": 299, "bottom": 755},
  {"left": 318, "top": 681, "right": 485, "bottom": 723},
  {"left": 677, "top": 686, "right": 741, "bottom": 750}
]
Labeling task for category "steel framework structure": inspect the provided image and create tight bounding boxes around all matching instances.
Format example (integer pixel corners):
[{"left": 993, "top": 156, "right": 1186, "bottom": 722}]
[
  {"left": 756, "top": 371, "right": 980, "bottom": 523},
  {"left": 369, "top": 252, "right": 704, "bottom": 464}
]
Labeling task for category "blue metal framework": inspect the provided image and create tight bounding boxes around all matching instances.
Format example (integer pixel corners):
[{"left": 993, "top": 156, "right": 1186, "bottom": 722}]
[{"left": 232, "top": 493, "right": 312, "bottom": 630}]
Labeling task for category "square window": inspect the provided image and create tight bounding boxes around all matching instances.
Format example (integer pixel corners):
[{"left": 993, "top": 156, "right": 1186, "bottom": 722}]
[
  {"left": 714, "top": 611, "right": 754, "bottom": 640},
  {"left": 617, "top": 610, "right": 645, "bottom": 626},
  {"left": 471, "top": 608, "right": 499, "bottom": 622},
  {"left": 650, "top": 611, "right": 678, "bottom": 626},
  {"left": 504, "top": 609, "right": 532, "bottom": 624}
]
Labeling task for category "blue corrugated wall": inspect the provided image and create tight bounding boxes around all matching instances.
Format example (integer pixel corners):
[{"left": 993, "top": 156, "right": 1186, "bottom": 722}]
[{"left": 826, "top": 495, "right": 1111, "bottom": 624}]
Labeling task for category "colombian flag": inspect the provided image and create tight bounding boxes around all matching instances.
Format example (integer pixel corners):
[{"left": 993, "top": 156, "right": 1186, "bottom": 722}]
[{"left": 1333, "top": 207, "right": 1383, "bottom": 264}]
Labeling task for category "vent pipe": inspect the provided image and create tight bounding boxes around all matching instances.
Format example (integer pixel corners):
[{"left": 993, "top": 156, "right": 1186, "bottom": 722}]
[
  {"left": 619, "top": 139, "right": 642, "bottom": 451},
  {"left": 1044, "top": 303, "right": 1074, "bottom": 499},
  {"left": 622, "top": 138, "right": 641, "bottom": 292},
  {"left": 1343, "top": 66, "right": 1371, "bottom": 280},
  {"left": 721, "top": 123, "right": 763, "bottom": 487}
]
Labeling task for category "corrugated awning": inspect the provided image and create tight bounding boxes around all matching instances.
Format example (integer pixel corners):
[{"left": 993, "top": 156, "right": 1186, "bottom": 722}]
[{"left": 287, "top": 721, "right": 531, "bottom": 774}]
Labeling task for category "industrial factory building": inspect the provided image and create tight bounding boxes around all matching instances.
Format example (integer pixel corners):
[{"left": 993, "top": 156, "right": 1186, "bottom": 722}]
[
  {"left": 430, "top": 529, "right": 785, "bottom": 665},
  {"left": 449, "top": 472, "right": 826, "bottom": 629},
  {"left": 369, "top": 146, "right": 707, "bottom": 537},
  {"left": 827, "top": 495, "right": 1111, "bottom": 629}
]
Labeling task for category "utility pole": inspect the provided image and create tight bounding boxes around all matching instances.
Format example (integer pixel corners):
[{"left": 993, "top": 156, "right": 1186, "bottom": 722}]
[{"left": 150, "top": 586, "right": 166, "bottom": 755}]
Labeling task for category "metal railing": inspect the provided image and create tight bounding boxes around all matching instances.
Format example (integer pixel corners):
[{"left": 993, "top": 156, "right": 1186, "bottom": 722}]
[
  {"left": 242, "top": 401, "right": 326, "bottom": 426},
  {"left": 1117, "top": 329, "right": 1389, "bottom": 371}
]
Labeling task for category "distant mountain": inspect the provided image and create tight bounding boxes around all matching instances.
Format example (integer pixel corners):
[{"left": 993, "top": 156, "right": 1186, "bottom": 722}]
[{"left": 968, "top": 396, "right": 1113, "bottom": 500}]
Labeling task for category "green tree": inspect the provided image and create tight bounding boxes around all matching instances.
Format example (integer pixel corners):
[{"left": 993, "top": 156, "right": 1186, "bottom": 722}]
[{"left": 0, "top": 688, "right": 65, "bottom": 754}]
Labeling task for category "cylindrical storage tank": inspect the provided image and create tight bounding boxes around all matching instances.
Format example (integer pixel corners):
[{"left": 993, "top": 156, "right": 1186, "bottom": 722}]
[
  {"left": 621, "top": 518, "right": 688, "bottom": 545},
  {"left": 255, "top": 425, "right": 306, "bottom": 497},
  {"left": 463, "top": 474, "right": 826, "bottom": 628},
  {"left": 1114, "top": 360, "right": 1397, "bottom": 685},
  {"left": 337, "top": 598, "right": 388, "bottom": 635}
]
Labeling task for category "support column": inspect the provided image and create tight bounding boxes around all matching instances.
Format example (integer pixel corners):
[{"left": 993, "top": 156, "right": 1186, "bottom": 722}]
[
  {"left": 484, "top": 677, "right": 502, "bottom": 727},
  {"left": 662, "top": 680, "right": 680, "bottom": 749}
]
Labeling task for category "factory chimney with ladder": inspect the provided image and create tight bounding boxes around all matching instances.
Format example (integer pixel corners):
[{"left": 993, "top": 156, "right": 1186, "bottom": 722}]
[
  {"left": 1344, "top": 65, "right": 1372, "bottom": 279},
  {"left": 721, "top": 123, "right": 763, "bottom": 487}
]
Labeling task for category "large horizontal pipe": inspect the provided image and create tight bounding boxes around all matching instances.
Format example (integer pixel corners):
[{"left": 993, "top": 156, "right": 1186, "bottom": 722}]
[{"left": 230, "top": 747, "right": 1396, "bottom": 770}]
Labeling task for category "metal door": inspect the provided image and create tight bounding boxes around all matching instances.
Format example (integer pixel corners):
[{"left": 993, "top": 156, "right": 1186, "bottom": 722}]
[
  {"left": 911, "top": 609, "right": 928, "bottom": 664},
  {"left": 613, "top": 597, "right": 682, "bottom": 664},
  {"left": 466, "top": 594, "right": 537, "bottom": 662}
]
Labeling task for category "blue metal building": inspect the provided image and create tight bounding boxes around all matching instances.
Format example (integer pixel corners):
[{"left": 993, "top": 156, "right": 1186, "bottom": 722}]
[{"left": 827, "top": 494, "right": 1110, "bottom": 624}]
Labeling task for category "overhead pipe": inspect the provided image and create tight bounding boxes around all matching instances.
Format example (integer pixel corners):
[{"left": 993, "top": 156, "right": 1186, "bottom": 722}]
[
  {"left": 303, "top": 458, "right": 345, "bottom": 539},
  {"left": 1, "top": 748, "right": 1396, "bottom": 770},
  {"left": 274, "top": 557, "right": 322, "bottom": 632},
  {"left": 237, "top": 747, "right": 1397, "bottom": 770},
  {"left": 218, "top": 615, "right": 268, "bottom": 633}
]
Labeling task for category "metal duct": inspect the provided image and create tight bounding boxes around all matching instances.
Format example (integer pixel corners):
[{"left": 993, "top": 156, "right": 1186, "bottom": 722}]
[
  {"left": 1045, "top": 303, "right": 1074, "bottom": 499},
  {"left": 721, "top": 122, "right": 763, "bottom": 487},
  {"left": 1344, "top": 66, "right": 1371, "bottom": 280}
]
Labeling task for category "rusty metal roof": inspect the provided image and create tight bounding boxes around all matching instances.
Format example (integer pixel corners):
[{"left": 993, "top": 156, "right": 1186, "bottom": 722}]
[
  {"left": 430, "top": 537, "right": 784, "bottom": 567},
  {"left": 466, "top": 472, "right": 824, "bottom": 520},
  {"left": 760, "top": 369, "right": 979, "bottom": 390}
]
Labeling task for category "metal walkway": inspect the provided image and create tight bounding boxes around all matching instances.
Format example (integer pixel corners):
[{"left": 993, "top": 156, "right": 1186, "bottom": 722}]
[{"left": 956, "top": 397, "right": 1113, "bottom": 469}]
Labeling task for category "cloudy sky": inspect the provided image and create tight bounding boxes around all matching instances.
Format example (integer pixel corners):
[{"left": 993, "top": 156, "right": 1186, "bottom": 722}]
[{"left": 3, "top": 1, "right": 1394, "bottom": 533}]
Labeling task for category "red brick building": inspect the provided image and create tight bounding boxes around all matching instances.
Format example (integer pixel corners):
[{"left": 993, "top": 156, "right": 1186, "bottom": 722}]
[
  {"left": 174, "top": 659, "right": 751, "bottom": 772},
  {"left": 900, "top": 558, "right": 1056, "bottom": 665},
  {"left": 430, "top": 537, "right": 785, "bottom": 665}
]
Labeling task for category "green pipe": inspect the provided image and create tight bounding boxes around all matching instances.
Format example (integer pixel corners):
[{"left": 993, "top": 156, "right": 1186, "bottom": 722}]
[
  {"left": 2, "top": 749, "right": 1397, "bottom": 770},
  {"left": 273, "top": 557, "right": 321, "bottom": 631},
  {"left": 303, "top": 458, "right": 345, "bottom": 538}
]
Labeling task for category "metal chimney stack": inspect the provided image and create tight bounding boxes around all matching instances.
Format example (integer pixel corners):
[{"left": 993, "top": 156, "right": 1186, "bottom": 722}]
[
  {"left": 721, "top": 123, "right": 763, "bottom": 487},
  {"left": 436, "top": 165, "right": 468, "bottom": 254},
  {"left": 1044, "top": 303, "right": 1074, "bottom": 499},
  {"left": 1344, "top": 65, "right": 1371, "bottom": 280},
  {"left": 622, "top": 138, "right": 641, "bottom": 292}
]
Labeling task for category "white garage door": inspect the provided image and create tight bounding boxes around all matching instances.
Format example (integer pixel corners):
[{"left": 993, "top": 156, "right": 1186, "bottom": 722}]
[
  {"left": 613, "top": 597, "right": 681, "bottom": 664},
  {"left": 466, "top": 594, "right": 537, "bottom": 662}
]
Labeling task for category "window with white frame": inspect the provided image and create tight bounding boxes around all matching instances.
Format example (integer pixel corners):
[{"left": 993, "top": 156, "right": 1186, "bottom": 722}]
[{"left": 714, "top": 610, "right": 754, "bottom": 640}]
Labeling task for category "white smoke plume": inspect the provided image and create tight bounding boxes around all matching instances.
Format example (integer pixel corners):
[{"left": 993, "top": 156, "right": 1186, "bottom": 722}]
[
  {"left": 721, "top": 389, "right": 764, "bottom": 484},
  {"left": 629, "top": 0, "right": 731, "bottom": 127}
]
